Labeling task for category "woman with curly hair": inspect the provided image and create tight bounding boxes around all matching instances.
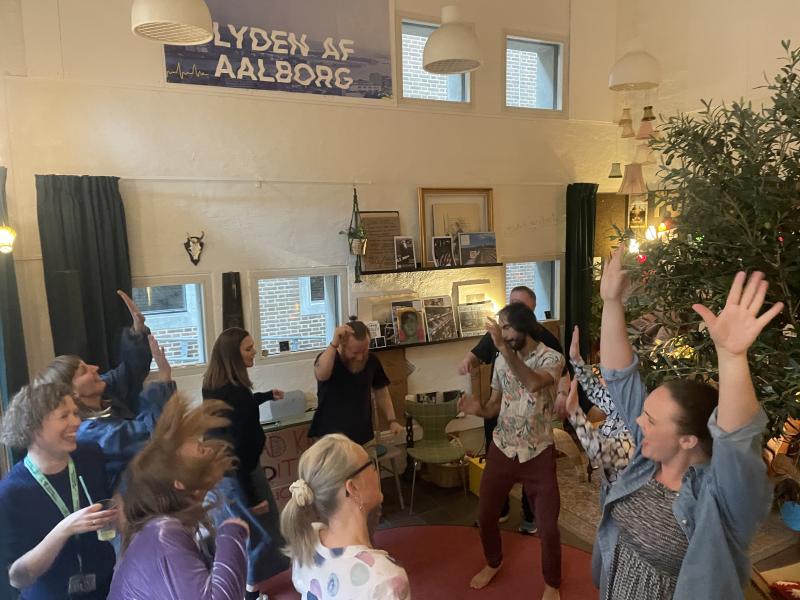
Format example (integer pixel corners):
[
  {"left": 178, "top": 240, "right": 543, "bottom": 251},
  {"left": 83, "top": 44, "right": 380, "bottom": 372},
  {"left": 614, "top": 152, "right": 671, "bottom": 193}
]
[
  {"left": 108, "top": 393, "right": 249, "bottom": 600},
  {"left": 0, "top": 382, "right": 117, "bottom": 599}
]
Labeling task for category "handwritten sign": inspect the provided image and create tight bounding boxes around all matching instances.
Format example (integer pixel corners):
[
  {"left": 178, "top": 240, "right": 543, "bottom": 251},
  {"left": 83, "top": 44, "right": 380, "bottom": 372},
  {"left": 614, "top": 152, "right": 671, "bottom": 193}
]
[
  {"left": 164, "top": 0, "right": 392, "bottom": 99},
  {"left": 260, "top": 423, "right": 312, "bottom": 509}
]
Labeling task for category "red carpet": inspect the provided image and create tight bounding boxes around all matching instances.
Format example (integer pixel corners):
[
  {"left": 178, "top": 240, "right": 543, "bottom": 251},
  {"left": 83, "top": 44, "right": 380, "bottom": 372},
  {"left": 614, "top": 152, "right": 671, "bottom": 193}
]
[{"left": 262, "top": 525, "right": 597, "bottom": 599}]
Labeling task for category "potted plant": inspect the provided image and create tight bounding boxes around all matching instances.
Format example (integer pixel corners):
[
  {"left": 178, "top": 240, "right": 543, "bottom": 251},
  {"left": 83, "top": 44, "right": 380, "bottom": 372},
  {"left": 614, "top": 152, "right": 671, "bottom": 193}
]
[{"left": 340, "top": 187, "right": 368, "bottom": 282}]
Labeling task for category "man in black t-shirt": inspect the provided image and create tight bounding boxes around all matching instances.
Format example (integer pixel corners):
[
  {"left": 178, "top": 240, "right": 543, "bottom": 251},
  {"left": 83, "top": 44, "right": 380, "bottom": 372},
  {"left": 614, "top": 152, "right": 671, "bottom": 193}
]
[
  {"left": 460, "top": 285, "right": 591, "bottom": 534},
  {"left": 310, "top": 319, "right": 404, "bottom": 445}
]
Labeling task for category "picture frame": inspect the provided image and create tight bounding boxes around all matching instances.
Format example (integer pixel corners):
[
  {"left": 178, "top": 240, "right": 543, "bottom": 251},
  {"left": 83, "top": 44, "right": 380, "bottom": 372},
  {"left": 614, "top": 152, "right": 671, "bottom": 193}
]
[
  {"left": 627, "top": 197, "right": 648, "bottom": 230},
  {"left": 394, "top": 236, "right": 417, "bottom": 270},
  {"left": 422, "top": 296, "right": 458, "bottom": 341},
  {"left": 418, "top": 188, "right": 494, "bottom": 267},
  {"left": 458, "top": 232, "right": 497, "bottom": 265},
  {"left": 432, "top": 236, "right": 456, "bottom": 267},
  {"left": 360, "top": 211, "right": 401, "bottom": 272}
]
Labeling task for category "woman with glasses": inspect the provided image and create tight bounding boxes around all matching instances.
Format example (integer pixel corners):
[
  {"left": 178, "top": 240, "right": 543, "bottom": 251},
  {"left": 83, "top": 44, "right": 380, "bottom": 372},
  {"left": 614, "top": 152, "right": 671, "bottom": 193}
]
[{"left": 281, "top": 434, "right": 410, "bottom": 600}]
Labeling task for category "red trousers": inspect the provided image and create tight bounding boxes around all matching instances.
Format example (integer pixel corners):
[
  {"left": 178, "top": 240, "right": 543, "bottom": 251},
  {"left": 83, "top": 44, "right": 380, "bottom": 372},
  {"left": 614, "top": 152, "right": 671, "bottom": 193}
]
[{"left": 478, "top": 442, "right": 561, "bottom": 587}]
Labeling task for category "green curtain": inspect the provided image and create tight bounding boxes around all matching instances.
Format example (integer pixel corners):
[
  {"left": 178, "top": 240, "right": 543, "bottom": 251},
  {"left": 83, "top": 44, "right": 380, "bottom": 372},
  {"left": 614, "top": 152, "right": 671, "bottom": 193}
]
[
  {"left": 36, "top": 175, "right": 132, "bottom": 371},
  {"left": 565, "top": 182, "right": 598, "bottom": 359}
]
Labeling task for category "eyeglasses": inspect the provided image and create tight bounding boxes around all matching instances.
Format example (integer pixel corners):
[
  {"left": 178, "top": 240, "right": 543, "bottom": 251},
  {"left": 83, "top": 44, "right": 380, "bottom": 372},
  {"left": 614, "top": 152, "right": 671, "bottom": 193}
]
[{"left": 346, "top": 459, "right": 377, "bottom": 481}]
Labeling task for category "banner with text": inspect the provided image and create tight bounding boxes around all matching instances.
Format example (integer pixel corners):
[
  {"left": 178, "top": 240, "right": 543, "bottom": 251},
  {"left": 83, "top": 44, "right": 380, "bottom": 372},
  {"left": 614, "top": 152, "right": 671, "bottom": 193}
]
[{"left": 164, "top": 0, "right": 392, "bottom": 99}]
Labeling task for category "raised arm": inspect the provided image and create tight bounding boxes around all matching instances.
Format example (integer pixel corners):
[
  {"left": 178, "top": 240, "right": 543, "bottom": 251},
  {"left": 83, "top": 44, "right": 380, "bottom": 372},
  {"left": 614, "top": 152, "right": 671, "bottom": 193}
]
[
  {"left": 692, "top": 271, "right": 783, "bottom": 432},
  {"left": 599, "top": 246, "right": 633, "bottom": 370},
  {"left": 486, "top": 318, "right": 560, "bottom": 393},
  {"left": 313, "top": 325, "right": 351, "bottom": 382}
]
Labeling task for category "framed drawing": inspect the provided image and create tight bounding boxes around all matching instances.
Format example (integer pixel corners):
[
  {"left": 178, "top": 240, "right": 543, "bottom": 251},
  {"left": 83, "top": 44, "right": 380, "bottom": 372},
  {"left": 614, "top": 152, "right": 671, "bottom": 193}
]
[
  {"left": 432, "top": 236, "right": 456, "bottom": 267},
  {"left": 394, "top": 236, "right": 417, "bottom": 270},
  {"left": 627, "top": 197, "right": 648, "bottom": 230},
  {"left": 418, "top": 188, "right": 494, "bottom": 267},
  {"left": 360, "top": 211, "right": 401, "bottom": 272}
]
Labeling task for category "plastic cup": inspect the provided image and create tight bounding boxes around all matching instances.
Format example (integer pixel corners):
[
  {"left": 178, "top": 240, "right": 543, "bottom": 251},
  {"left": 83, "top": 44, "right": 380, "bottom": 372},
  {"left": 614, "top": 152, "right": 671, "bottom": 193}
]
[{"left": 96, "top": 498, "right": 117, "bottom": 542}]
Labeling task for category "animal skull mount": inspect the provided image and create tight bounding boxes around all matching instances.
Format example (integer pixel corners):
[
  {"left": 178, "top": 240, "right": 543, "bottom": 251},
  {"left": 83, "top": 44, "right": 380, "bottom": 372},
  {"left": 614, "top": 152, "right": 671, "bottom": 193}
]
[{"left": 184, "top": 232, "right": 205, "bottom": 266}]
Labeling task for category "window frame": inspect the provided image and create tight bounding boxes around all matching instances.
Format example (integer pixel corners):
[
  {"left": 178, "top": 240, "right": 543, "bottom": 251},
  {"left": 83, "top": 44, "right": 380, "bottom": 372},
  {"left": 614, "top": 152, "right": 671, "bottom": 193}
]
[
  {"left": 396, "top": 14, "right": 475, "bottom": 109},
  {"left": 502, "top": 30, "right": 569, "bottom": 118},
  {"left": 502, "top": 253, "right": 565, "bottom": 326},
  {"left": 247, "top": 266, "right": 348, "bottom": 366},
  {"left": 132, "top": 273, "right": 214, "bottom": 377}
]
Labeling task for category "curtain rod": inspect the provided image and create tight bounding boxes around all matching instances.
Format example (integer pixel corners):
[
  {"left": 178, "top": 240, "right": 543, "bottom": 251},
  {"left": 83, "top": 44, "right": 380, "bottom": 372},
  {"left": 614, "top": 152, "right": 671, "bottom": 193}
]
[{"left": 121, "top": 176, "right": 373, "bottom": 186}]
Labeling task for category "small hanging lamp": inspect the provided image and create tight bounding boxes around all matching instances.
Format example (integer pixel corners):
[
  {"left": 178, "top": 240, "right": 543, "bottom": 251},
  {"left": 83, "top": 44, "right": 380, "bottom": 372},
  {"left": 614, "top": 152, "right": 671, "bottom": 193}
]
[
  {"left": 0, "top": 223, "right": 16, "bottom": 254},
  {"left": 618, "top": 163, "right": 647, "bottom": 195},
  {"left": 620, "top": 119, "right": 635, "bottom": 138},
  {"left": 132, "top": 0, "right": 213, "bottom": 45},
  {"left": 636, "top": 119, "right": 655, "bottom": 140},
  {"left": 423, "top": 6, "right": 482, "bottom": 74},
  {"left": 641, "top": 105, "right": 656, "bottom": 121},
  {"left": 609, "top": 50, "right": 662, "bottom": 91},
  {"left": 608, "top": 162, "right": 623, "bottom": 178}
]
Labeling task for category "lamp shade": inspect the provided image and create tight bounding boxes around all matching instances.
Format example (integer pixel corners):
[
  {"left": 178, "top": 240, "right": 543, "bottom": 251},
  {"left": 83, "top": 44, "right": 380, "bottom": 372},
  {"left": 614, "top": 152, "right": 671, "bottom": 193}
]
[
  {"left": 618, "top": 163, "right": 647, "bottom": 195},
  {"left": 423, "top": 6, "right": 482, "bottom": 74},
  {"left": 0, "top": 224, "right": 16, "bottom": 254},
  {"left": 132, "top": 0, "right": 213, "bottom": 45},
  {"left": 642, "top": 105, "right": 656, "bottom": 121},
  {"left": 608, "top": 162, "right": 623, "bottom": 178},
  {"left": 618, "top": 107, "right": 632, "bottom": 123},
  {"left": 620, "top": 119, "right": 635, "bottom": 138},
  {"left": 609, "top": 50, "right": 661, "bottom": 91},
  {"left": 636, "top": 119, "right": 655, "bottom": 140},
  {"left": 633, "top": 143, "right": 655, "bottom": 164}
]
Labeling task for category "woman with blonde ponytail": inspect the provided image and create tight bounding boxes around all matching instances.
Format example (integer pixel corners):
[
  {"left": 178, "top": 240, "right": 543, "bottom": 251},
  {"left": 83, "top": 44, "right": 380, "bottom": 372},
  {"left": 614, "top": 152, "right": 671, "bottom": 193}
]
[{"left": 280, "top": 434, "right": 409, "bottom": 600}]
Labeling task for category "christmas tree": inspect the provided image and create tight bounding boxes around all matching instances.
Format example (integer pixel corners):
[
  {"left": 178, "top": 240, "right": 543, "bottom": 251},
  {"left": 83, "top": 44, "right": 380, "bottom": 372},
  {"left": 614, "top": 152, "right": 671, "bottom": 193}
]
[{"left": 624, "top": 41, "right": 800, "bottom": 439}]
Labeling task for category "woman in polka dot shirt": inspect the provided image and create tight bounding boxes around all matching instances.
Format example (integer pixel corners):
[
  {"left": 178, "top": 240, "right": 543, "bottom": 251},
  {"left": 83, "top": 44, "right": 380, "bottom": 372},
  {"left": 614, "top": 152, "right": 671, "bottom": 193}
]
[{"left": 280, "top": 434, "right": 410, "bottom": 600}]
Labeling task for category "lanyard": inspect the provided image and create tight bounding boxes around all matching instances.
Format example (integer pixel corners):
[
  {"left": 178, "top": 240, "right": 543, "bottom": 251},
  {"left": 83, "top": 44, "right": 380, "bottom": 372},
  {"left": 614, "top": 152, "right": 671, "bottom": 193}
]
[{"left": 24, "top": 456, "right": 80, "bottom": 518}]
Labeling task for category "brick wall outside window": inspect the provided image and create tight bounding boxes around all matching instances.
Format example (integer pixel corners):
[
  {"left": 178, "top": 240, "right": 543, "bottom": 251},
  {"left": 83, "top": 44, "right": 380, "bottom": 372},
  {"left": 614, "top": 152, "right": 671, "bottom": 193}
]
[{"left": 258, "top": 278, "right": 328, "bottom": 355}]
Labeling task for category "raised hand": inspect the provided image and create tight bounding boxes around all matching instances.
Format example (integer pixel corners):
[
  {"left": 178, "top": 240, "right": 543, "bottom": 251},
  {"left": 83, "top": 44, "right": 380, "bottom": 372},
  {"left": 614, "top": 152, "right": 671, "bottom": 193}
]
[
  {"left": 600, "top": 246, "right": 630, "bottom": 303},
  {"left": 565, "top": 377, "right": 580, "bottom": 416},
  {"left": 117, "top": 290, "right": 146, "bottom": 334},
  {"left": 148, "top": 335, "right": 172, "bottom": 382},
  {"left": 485, "top": 317, "right": 506, "bottom": 352},
  {"left": 331, "top": 325, "right": 352, "bottom": 348},
  {"left": 692, "top": 271, "right": 784, "bottom": 358},
  {"left": 569, "top": 325, "right": 583, "bottom": 363}
]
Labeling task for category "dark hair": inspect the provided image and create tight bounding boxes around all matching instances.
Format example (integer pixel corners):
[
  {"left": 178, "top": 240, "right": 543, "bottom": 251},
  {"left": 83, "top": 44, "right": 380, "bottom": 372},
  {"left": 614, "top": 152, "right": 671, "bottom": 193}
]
[
  {"left": 346, "top": 316, "right": 370, "bottom": 340},
  {"left": 663, "top": 379, "right": 719, "bottom": 457},
  {"left": 498, "top": 303, "right": 539, "bottom": 339},
  {"left": 510, "top": 286, "right": 537, "bottom": 303},
  {"left": 203, "top": 327, "right": 252, "bottom": 390},
  {"left": 0, "top": 382, "right": 75, "bottom": 449}
]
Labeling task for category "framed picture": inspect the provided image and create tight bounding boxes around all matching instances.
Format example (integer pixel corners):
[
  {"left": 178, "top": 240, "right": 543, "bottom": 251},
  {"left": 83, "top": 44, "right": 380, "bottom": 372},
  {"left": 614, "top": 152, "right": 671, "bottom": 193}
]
[
  {"left": 432, "top": 236, "right": 456, "bottom": 267},
  {"left": 418, "top": 188, "right": 494, "bottom": 267},
  {"left": 393, "top": 236, "right": 417, "bottom": 270},
  {"left": 360, "top": 211, "right": 401, "bottom": 271},
  {"left": 392, "top": 301, "right": 426, "bottom": 344},
  {"left": 457, "top": 300, "right": 495, "bottom": 338},
  {"left": 627, "top": 197, "right": 648, "bottom": 230},
  {"left": 458, "top": 232, "right": 497, "bottom": 265},
  {"left": 423, "top": 296, "right": 458, "bottom": 341}
]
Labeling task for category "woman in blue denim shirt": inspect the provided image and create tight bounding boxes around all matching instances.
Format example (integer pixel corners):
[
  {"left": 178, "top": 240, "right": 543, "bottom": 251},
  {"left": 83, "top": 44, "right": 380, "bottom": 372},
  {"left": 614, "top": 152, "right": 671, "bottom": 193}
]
[{"left": 594, "top": 247, "right": 782, "bottom": 600}]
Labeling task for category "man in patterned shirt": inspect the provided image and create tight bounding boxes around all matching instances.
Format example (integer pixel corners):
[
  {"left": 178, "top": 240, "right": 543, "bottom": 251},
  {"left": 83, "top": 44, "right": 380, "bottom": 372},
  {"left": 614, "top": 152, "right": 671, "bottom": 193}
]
[{"left": 459, "top": 302, "right": 564, "bottom": 600}]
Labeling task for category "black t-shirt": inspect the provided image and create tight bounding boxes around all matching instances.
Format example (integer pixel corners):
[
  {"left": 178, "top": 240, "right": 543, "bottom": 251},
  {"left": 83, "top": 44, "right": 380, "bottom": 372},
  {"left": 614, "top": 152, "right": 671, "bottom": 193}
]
[
  {"left": 470, "top": 324, "right": 594, "bottom": 413},
  {"left": 310, "top": 352, "right": 390, "bottom": 445}
]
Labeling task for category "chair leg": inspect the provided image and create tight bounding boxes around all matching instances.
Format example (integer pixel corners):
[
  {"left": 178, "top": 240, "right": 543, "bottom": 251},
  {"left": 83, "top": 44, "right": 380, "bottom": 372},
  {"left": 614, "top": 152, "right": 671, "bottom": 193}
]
[
  {"left": 409, "top": 460, "right": 418, "bottom": 515},
  {"left": 459, "top": 458, "right": 467, "bottom": 496},
  {"left": 390, "top": 456, "right": 405, "bottom": 510}
]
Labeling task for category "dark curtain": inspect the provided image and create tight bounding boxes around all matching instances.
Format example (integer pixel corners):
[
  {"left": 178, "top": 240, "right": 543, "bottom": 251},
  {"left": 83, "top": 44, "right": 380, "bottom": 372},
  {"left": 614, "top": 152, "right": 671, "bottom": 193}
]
[
  {"left": 222, "top": 272, "right": 245, "bottom": 330},
  {"left": 565, "top": 183, "right": 598, "bottom": 359},
  {"left": 36, "top": 175, "right": 132, "bottom": 371}
]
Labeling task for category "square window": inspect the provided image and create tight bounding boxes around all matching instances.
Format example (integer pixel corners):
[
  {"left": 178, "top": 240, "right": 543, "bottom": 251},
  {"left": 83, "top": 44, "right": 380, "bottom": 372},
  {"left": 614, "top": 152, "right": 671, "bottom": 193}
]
[
  {"left": 133, "top": 283, "right": 206, "bottom": 369},
  {"left": 401, "top": 20, "right": 469, "bottom": 103},
  {"left": 505, "top": 260, "right": 560, "bottom": 321},
  {"left": 505, "top": 36, "right": 563, "bottom": 111},
  {"left": 256, "top": 274, "right": 341, "bottom": 355}
]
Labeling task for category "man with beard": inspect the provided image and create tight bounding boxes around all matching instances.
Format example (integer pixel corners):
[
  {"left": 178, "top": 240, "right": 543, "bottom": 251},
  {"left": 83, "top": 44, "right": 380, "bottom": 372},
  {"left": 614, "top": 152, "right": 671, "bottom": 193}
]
[
  {"left": 310, "top": 318, "right": 404, "bottom": 444},
  {"left": 459, "top": 302, "right": 564, "bottom": 600}
]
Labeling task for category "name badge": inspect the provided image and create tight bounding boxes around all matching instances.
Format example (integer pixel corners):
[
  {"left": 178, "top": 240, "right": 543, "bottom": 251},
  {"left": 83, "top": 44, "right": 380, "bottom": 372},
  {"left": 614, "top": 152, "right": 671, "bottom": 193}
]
[{"left": 68, "top": 573, "right": 96, "bottom": 596}]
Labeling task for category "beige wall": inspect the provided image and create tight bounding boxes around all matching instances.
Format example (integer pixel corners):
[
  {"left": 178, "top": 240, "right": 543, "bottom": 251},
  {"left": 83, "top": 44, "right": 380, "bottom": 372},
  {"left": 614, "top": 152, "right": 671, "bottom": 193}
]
[{"left": 2, "top": 0, "right": 617, "bottom": 400}]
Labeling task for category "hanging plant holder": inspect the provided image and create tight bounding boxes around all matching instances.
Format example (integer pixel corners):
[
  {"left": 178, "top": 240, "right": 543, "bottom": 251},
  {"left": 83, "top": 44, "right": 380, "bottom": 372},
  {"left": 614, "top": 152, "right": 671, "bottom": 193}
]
[
  {"left": 341, "top": 187, "right": 368, "bottom": 283},
  {"left": 350, "top": 237, "right": 368, "bottom": 256}
]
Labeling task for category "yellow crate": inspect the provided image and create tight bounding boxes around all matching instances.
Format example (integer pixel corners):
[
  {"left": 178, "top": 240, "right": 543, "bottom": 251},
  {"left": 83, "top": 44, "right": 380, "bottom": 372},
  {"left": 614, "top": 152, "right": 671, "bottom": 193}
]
[{"left": 467, "top": 456, "right": 485, "bottom": 496}]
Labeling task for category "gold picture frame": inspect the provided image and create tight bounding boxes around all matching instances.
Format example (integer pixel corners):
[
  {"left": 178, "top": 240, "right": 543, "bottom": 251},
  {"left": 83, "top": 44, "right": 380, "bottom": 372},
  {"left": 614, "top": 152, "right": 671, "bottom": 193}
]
[{"left": 418, "top": 188, "right": 494, "bottom": 267}]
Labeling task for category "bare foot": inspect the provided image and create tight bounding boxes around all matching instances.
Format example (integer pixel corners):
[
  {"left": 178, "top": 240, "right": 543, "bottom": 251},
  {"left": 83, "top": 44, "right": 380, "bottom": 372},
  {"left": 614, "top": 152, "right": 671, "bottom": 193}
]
[
  {"left": 541, "top": 584, "right": 560, "bottom": 600},
  {"left": 470, "top": 564, "right": 501, "bottom": 589}
]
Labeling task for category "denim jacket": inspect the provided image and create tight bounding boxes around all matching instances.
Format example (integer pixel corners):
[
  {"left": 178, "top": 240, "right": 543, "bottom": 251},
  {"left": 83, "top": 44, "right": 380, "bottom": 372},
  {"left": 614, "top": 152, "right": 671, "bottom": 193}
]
[{"left": 592, "top": 355, "right": 772, "bottom": 600}]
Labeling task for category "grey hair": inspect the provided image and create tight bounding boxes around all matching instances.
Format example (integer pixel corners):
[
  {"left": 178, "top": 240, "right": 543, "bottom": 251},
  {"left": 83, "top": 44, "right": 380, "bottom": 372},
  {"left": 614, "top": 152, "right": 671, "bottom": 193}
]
[
  {"left": 279, "top": 434, "right": 363, "bottom": 567},
  {"left": 0, "top": 383, "right": 75, "bottom": 449}
]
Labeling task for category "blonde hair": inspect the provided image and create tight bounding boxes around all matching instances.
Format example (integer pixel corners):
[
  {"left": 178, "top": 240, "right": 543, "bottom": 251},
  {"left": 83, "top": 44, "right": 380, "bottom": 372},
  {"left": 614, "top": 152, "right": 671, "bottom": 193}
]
[
  {"left": 279, "top": 434, "right": 363, "bottom": 567},
  {"left": 120, "top": 393, "right": 233, "bottom": 552}
]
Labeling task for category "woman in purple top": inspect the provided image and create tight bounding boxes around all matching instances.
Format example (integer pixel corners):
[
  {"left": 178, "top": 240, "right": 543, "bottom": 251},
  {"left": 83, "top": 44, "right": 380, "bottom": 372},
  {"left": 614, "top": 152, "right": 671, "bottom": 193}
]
[{"left": 108, "top": 393, "right": 250, "bottom": 600}]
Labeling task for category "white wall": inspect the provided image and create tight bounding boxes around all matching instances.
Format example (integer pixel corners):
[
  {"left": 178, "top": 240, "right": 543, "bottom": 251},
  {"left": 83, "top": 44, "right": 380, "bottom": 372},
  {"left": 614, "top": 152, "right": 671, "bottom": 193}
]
[{"left": 2, "top": 0, "right": 622, "bottom": 400}]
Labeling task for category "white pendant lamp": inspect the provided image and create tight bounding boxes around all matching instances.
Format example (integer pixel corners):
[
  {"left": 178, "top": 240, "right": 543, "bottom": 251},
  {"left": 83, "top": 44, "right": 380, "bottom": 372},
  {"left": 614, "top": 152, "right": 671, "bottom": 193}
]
[
  {"left": 423, "top": 6, "right": 482, "bottom": 74},
  {"left": 618, "top": 163, "right": 647, "bottom": 195},
  {"left": 0, "top": 223, "right": 16, "bottom": 254},
  {"left": 132, "top": 0, "right": 213, "bottom": 45},
  {"left": 609, "top": 50, "right": 661, "bottom": 91}
]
